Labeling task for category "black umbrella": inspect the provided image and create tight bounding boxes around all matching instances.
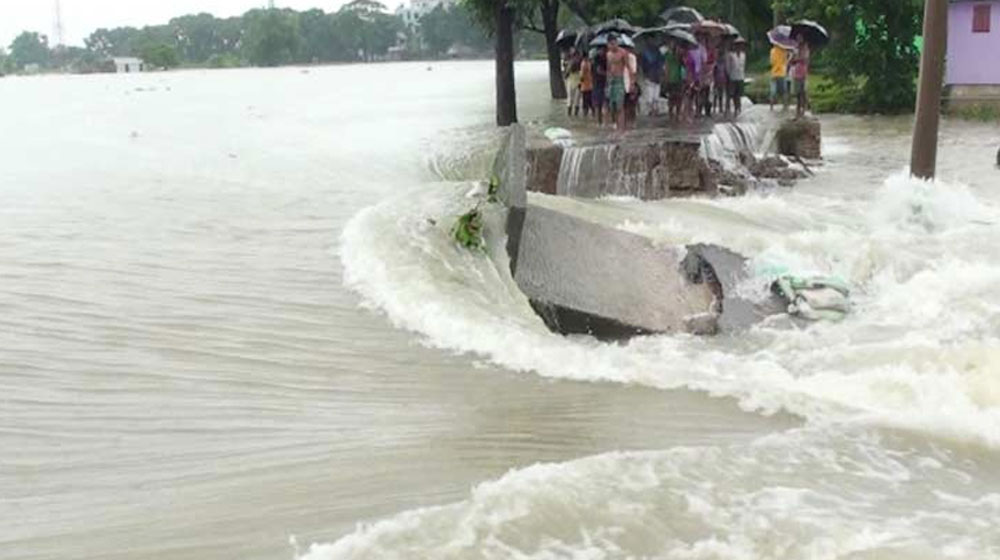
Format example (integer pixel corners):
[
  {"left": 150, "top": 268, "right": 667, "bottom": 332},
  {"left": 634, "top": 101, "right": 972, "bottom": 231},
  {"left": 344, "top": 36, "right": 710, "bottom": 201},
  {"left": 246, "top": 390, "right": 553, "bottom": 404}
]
[
  {"left": 791, "top": 20, "right": 829, "bottom": 47},
  {"left": 633, "top": 27, "right": 664, "bottom": 41},
  {"left": 660, "top": 6, "right": 704, "bottom": 25},
  {"left": 592, "top": 18, "right": 639, "bottom": 37},
  {"left": 556, "top": 29, "right": 579, "bottom": 49},
  {"left": 667, "top": 29, "right": 699, "bottom": 47}
]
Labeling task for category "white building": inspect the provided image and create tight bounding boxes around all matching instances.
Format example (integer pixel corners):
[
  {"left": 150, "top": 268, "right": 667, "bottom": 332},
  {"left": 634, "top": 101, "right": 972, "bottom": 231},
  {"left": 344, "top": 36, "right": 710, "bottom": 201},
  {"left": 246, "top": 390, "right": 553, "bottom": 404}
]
[{"left": 112, "top": 57, "right": 145, "bottom": 74}]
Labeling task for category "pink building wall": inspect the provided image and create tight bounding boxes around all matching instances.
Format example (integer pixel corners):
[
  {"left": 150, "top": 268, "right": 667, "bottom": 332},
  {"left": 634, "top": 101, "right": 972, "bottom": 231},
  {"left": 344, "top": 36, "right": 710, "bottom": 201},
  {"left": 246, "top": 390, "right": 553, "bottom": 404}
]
[{"left": 947, "top": 1, "right": 1000, "bottom": 85}]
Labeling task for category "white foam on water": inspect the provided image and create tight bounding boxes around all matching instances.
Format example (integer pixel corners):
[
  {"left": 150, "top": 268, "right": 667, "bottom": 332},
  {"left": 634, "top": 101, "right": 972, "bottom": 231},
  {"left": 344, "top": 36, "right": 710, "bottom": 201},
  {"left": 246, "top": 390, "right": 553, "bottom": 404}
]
[
  {"left": 341, "top": 170, "right": 1000, "bottom": 450},
  {"left": 299, "top": 428, "right": 1000, "bottom": 559},
  {"left": 332, "top": 166, "right": 1000, "bottom": 559}
]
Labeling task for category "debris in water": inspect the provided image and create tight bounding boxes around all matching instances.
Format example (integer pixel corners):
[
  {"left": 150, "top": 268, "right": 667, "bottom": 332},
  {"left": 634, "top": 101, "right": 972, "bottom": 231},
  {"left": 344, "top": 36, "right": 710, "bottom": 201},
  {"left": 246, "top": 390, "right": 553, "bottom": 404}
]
[
  {"left": 771, "top": 275, "right": 851, "bottom": 322},
  {"left": 452, "top": 208, "right": 485, "bottom": 251}
]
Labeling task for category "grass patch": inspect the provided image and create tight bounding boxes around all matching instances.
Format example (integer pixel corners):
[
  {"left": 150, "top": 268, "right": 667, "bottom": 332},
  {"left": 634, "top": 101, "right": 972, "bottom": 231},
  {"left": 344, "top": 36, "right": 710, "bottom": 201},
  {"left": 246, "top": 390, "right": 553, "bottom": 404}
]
[
  {"left": 746, "top": 72, "right": 863, "bottom": 114},
  {"left": 948, "top": 103, "right": 1000, "bottom": 122}
]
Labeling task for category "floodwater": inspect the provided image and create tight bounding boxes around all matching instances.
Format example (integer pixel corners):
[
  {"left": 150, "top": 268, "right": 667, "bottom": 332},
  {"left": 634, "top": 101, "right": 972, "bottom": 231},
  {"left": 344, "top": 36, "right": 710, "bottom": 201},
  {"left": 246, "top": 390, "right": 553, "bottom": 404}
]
[{"left": 2, "top": 61, "right": 1000, "bottom": 560}]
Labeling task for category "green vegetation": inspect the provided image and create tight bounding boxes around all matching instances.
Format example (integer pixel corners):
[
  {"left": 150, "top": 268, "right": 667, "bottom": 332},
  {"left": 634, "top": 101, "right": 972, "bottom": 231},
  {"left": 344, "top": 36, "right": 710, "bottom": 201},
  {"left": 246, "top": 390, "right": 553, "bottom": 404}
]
[
  {"left": 746, "top": 72, "right": 861, "bottom": 113},
  {"left": 9, "top": 32, "right": 51, "bottom": 69},
  {"left": 453, "top": 208, "right": 486, "bottom": 250},
  {"left": 948, "top": 104, "right": 1000, "bottom": 123},
  {"left": 421, "top": 4, "right": 493, "bottom": 57},
  {"left": 3, "top": 1, "right": 500, "bottom": 74},
  {"left": 775, "top": 0, "right": 923, "bottom": 114}
]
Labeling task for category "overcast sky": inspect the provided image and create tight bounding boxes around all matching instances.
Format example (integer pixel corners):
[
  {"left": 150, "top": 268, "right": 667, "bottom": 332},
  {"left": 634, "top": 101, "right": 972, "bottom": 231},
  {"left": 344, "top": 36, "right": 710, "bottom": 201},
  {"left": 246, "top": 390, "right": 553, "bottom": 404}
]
[{"left": 0, "top": 0, "right": 372, "bottom": 49}]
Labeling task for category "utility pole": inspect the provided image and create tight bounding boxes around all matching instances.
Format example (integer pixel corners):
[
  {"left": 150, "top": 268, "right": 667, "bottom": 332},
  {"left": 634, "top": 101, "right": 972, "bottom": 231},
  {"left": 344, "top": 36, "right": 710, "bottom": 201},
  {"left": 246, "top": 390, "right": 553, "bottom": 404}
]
[
  {"left": 53, "top": 0, "right": 65, "bottom": 46},
  {"left": 910, "top": 0, "right": 948, "bottom": 180}
]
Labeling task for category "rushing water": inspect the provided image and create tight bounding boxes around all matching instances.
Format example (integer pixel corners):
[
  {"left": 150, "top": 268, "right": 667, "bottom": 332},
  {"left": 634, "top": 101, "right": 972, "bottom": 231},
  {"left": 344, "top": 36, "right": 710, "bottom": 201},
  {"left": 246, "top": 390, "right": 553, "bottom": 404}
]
[{"left": 3, "top": 62, "right": 1000, "bottom": 560}]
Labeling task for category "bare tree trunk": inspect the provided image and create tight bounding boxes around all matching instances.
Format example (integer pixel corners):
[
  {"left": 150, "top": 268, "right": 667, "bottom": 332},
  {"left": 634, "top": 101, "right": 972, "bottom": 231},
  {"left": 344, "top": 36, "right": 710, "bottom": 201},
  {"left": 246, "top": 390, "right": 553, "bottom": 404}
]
[
  {"left": 541, "top": 0, "right": 567, "bottom": 100},
  {"left": 495, "top": 0, "right": 518, "bottom": 126}
]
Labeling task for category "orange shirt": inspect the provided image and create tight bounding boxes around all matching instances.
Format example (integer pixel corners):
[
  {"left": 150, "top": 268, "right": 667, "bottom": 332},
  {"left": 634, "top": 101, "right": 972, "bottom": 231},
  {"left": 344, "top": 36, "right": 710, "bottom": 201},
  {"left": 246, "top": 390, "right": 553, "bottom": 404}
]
[{"left": 580, "top": 59, "right": 594, "bottom": 92}]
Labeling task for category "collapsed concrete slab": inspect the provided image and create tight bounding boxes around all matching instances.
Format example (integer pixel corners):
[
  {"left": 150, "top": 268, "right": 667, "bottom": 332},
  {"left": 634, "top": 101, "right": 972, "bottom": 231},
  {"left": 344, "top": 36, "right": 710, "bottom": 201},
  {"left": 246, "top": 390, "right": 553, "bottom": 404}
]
[
  {"left": 492, "top": 123, "right": 527, "bottom": 275},
  {"left": 682, "top": 244, "right": 786, "bottom": 333},
  {"left": 514, "top": 206, "right": 717, "bottom": 339},
  {"left": 490, "top": 124, "right": 782, "bottom": 340}
]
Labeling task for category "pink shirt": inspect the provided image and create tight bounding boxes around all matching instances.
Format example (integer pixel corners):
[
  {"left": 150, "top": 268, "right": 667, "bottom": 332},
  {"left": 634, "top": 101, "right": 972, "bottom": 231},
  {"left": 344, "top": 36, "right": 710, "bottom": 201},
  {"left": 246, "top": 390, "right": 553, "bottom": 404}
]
[{"left": 791, "top": 44, "right": 810, "bottom": 80}]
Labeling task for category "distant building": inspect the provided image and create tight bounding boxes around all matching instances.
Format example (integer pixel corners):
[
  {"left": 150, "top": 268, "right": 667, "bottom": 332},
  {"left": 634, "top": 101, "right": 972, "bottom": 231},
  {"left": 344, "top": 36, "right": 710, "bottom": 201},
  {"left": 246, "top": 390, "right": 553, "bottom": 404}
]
[
  {"left": 113, "top": 57, "right": 145, "bottom": 74},
  {"left": 946, "top": 0, "right": 1000, "bottom": 107}
]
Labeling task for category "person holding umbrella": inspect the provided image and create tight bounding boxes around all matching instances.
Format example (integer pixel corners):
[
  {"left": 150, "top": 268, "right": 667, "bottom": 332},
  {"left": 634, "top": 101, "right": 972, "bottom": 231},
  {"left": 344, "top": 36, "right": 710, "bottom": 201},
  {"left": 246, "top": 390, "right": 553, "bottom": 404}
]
[
  {"left": 592, "top": 45, "right": 609, "bottom": 125},
  {"left": 605, "top": 34, "right": 630, "bottom": 131},
  {"left": 563, "top": 47, "right": 583, "bottom": 117},
  {"left": 725, "top": 38, "right": 747, "bottom": 117},
  {"left": 769, "top": 42, "right": 790, "bottom": 111},
  {"left": 663, "top": 39, "right": 686, "bottom": 121},
  {"left": 580, "top": 53, "right": 595, "bottom": 118},
  {"left": 639, "top": 36, "right": 665, "bottom": 117},
  {"left": 789, "top": 32, "right": 811, "bottom": 118}
]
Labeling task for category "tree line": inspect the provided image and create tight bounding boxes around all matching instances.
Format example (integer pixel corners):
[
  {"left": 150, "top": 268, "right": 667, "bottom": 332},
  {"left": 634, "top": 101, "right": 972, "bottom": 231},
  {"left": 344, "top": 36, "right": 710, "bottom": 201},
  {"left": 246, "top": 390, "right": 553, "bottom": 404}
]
[
  {"left": 0, "top": 0, "right": 511, "bottom": 75},
  {"left": 469, "top": 0, "right": 923, "bottom": 125}
]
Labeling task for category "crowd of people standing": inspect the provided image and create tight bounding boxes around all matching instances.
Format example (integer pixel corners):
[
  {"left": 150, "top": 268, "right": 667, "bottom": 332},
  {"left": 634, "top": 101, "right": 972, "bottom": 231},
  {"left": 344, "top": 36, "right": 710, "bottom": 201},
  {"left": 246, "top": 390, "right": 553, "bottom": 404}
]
[
  {"left": 563, "top": 30, "right": 748, "bottom": 132},
  {"left": 561, "top": 21, "right": 823, "bottom": 131}
]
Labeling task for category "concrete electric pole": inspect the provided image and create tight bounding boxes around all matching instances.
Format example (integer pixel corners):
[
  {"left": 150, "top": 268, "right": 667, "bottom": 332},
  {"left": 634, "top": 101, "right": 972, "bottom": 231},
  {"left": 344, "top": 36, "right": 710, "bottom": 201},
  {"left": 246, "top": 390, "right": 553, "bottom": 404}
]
[
  {"left": 910, "top": 0, "right": 948, "bottom": 180},
  {"left": 53, "top": 0, "right": 65, "bottom": 46}
]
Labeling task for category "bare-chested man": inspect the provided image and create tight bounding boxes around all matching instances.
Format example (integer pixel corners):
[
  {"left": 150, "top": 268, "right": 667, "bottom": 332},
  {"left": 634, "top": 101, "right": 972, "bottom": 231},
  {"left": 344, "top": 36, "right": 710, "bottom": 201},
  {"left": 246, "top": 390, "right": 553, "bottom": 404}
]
[{"left": 605, "top": 34, "right": 629, "bottom": 131}]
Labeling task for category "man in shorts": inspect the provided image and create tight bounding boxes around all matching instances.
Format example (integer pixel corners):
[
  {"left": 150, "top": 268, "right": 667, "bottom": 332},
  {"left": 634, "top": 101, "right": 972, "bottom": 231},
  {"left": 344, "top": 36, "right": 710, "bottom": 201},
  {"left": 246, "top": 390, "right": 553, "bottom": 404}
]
[{"left": 605, "top": 34, "right": 629, "bottom": 131}]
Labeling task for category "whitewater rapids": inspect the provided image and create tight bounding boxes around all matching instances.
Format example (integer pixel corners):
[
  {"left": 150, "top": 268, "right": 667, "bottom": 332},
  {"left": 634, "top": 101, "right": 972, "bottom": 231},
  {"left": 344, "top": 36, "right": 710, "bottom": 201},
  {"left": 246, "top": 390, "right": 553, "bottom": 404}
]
[{"left": 315, "top": 117, "right": 1000, "bottom": 559}]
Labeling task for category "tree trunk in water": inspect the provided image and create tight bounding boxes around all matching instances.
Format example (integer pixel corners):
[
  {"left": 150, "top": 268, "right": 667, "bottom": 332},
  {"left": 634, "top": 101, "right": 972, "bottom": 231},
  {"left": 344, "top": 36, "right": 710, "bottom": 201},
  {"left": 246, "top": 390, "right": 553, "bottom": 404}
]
[
  {"left": 495, "top": 0, "right": 518, "bottom": 126},
  {"left": 542, "top": 0, "right": 567, "bottom": 100}
]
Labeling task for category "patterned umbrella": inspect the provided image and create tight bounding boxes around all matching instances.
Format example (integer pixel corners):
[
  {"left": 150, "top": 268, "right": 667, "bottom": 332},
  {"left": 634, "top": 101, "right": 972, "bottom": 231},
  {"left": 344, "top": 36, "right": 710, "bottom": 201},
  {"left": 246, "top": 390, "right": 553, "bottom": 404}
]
[{"left": 767, "top": 25, "right": 797, "bottom": 49}]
